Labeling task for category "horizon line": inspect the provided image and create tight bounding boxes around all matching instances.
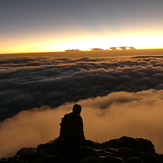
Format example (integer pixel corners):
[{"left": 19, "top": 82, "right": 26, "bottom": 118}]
[{"left": 1, "top": 47, "right": 163, "bottom": 55}]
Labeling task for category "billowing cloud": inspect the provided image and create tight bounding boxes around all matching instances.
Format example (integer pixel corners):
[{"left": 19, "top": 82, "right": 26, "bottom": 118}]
[
  {"left": 1, "top": 89, "right": 163, "bottom": 158},
  {"left": 1, "top": 56, "right": 163, "bottom": 121}
]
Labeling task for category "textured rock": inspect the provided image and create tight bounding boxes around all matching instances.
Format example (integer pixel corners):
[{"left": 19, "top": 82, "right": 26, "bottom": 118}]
[
  {"left": 104, "top": 136, "right": 155, "bottom": 153},
  {"left": 0, "top": 136, "right": 163, "bottom": 163}
]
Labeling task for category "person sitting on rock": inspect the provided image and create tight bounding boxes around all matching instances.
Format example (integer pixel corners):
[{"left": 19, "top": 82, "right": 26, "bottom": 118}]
[{"left": 59, "top": 104, "right": 85, "bottom": 148}]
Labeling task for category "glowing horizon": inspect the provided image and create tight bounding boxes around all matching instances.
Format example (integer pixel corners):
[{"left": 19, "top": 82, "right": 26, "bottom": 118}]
[
  {"left": 1, "top": 32, "right": 163, "bottom": 54},
  {"left": 1, "top": 1, "right": 163, "bottom": 54}
]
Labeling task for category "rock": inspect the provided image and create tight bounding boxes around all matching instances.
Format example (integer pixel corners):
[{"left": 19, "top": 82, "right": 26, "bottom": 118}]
[
  {"left": 124, "top": 157, "right": 143, "bottom": 163},
  {"left": 137, "top": 138, "right": 155, "bottom": 153},
  {"left": 104, "top": 136, "right": 155, "bottom": 153},
  {"left": 0, "top": 136, "right": 162, "bottom": 163},
  {"left": 16, "top": 147, "right": 36, "bottom": 156},
  {"left": 97, "top": 155, "right": 123, "bottom": 163}
]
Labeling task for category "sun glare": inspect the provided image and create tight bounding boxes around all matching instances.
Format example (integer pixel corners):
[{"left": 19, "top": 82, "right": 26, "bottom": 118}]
[{"left": 54, "top": 34, "right": 163, "bottom": 51}]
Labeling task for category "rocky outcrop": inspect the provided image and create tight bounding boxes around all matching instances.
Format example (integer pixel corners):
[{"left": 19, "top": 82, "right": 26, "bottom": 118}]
[{"left": 1, "top": 136, "right": 163, "bottom": 163}]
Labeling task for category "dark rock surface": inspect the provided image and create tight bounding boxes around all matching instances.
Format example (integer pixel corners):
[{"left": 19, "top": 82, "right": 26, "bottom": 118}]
[{"left": 1, "top": 136, "right": 163, "bottom": 163}]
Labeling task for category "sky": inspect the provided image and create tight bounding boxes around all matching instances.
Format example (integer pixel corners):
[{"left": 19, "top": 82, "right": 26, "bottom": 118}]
[{"left": 0, "top": 0, "right": 163, "bottom": 53}]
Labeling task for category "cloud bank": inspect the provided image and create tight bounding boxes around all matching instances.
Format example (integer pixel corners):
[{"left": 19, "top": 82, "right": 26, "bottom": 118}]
[
  {"left": 1, "top": 89, "right": 163, "bottom": 158},
  {"left": 1, "top": 56, "right": 163, "bottom": 120}
]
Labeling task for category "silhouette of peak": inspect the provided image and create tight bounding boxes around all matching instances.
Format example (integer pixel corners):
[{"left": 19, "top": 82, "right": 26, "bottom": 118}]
[{"left": 0, "top": 136, "right": 162, "bottom": 163}]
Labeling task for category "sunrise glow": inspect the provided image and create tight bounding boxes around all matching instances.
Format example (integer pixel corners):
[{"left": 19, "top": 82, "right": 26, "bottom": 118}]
[
  {"left": 1, "top": 0, "right": 163, "bottom": 54},
  {"left": 1, "top": 32, "right": 163, "bottom": 54}
]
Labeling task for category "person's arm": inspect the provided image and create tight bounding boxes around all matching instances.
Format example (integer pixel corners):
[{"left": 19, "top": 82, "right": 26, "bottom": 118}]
[{"left": 80, "top": 117, "right": 85, "bottom": 140}]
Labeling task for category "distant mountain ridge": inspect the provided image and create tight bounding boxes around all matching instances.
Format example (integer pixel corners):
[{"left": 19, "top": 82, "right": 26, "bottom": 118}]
[{"left": 1, "top": 136, "right": 163, "bottom": 163}]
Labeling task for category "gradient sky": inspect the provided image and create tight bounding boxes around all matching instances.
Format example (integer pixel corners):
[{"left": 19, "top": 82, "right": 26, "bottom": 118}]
[{"left": 1, "top": 0, "right": 163, "bottom": 53}]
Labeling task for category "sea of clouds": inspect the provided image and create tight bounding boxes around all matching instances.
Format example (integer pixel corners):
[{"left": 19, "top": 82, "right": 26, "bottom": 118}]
[
  {"left": 1, "top": 55, "right": 163, "bottom": 157},
  {"left": 1, "top": 56, "right": 163, "bottom": 121}
]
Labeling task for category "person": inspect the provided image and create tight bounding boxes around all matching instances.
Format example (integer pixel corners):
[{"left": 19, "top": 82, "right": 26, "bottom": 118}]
[{"left": 59, "top": 104, "right": 85, "bottom": 148}]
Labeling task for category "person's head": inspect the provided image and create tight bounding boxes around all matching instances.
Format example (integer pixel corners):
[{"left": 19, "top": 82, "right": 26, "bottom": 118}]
[{"left": 72, "top": 104, "right": 82, "bottom": 115}]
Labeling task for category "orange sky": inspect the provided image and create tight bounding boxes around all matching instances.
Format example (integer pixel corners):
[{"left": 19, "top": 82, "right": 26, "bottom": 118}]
[
  {"left": 1, "top": 30, "right": 163, "bottom": 54},
  {"left": 1, "top": 1, "right": 163, "bottom": 54}
]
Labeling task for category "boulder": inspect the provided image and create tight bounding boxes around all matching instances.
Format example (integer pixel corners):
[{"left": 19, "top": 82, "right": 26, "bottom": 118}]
[
  {"left": 104, "top": 136, "right": 155, "bottom": 153},
  {"left": 0, "top": 136, "right": 162, "bottom": 163}
]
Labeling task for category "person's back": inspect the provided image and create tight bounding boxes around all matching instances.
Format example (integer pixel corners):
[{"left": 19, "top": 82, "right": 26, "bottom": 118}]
[{"left": 59, "top": 104, "right": 85, "bottom": 147}]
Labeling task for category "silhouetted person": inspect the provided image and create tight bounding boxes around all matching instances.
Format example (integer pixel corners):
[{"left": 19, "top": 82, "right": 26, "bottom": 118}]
[{"left": 59, "top": 104, "right": 85, "bottom": 149}]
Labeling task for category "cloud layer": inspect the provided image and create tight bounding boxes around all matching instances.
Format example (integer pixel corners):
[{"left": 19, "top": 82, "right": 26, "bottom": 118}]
[
  {"left": 1, "top": 89, "right": 163, "bottom": 158},
  {"left": 1, "top": 56, "right": 163, "bottom": 121}
]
